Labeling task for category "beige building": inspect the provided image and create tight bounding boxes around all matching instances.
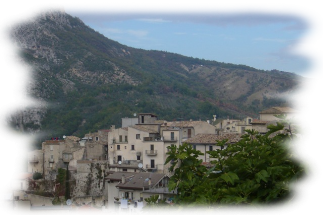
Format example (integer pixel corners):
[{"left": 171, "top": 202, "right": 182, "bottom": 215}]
[
  {"left": 27, "top": 136, "right": 84, "bottom": 181},
  {"left": 185, "top": 133, "right": 241, "bottom": 163},
  {"left": 107, "top": 114, "right": 220, "bottom": 174},
  {"left": 214, "top": 116, "right": 253, "bottom": 134},
  {"left": 83, "top": 130, "right": 109, "bottom": 160},
  {"left": 106, "top": 172, "right": 169, "bottom": 209},
  {"left": 259, "top": 106, "right": 297, "bottom": 121},
  {"left": 27, "top": 150, "right": 43, "bottom": 174},
  {"left": 166, "top": 120, "right": 216, "bottom": 141}
]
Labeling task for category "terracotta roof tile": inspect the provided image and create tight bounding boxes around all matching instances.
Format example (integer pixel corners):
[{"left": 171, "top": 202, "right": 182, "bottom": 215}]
[
  {"left": 8, "top": 172, "right": 33, "bottom": 179},
  {"left": 166, "top": 121, "right": 208, "bottom": 128},
  {"left": 185, "top": 133, "right": 241, "bottom": 144},
  {"left": 130, "top": 125, "right": 159, "bottom": 133},
  {"left": 251, "top": 119, "right": 269, "bottom": 124}
]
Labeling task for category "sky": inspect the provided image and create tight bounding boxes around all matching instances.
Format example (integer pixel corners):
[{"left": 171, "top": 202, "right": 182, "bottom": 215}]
[{"left": 66, "top": 12, "right": 309, "bottom": 75}]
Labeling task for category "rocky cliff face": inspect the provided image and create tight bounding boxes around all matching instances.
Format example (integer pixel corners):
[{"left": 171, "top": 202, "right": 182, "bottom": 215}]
[
  {"left": 9, "top": 11, "right": 140, "bottom": 134},
  {"left": 0, "top": 0, "right": 69, "bottom": 62},
  {"left": 9, "top": 10, "right": 301, "bottom": 141}
]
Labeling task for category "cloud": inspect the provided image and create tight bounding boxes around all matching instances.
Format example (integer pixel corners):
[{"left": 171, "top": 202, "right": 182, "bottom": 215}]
[
  {"left": 126, "top": 30, "right": 148, "bottom": 37},
  {"left": 275, "top": 37, "right": 323, "bottom": 60}
]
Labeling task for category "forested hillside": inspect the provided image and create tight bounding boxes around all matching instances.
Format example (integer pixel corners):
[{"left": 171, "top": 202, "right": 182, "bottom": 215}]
[{"left": 9, "top": 11, "right": 301, "bottom": 146}]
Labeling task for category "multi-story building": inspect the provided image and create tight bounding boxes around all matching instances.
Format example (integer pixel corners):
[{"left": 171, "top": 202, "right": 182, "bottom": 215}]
[
  {"left": 185, "top": 133, "right": 241, "bottom": 163},
  {"left": 106, "top": 114, "right": 218, "bottom": 174}
]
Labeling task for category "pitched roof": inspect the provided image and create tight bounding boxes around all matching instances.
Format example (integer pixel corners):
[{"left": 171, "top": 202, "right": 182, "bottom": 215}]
[
  {"left": 115, "top": 172, "right": 165, "bottom": 190},
  {"left": 106, "top": 172, "right": 135, "bottom": 181},
  {"left": 8, "top": 172, "right": 33, "bottom": 179},
  {"left": 185, "top": 133, "right": 241, "bottom": 144},
  {"left": 130, "top": 125, "right": 159, "bottom": 133},
  {"left": 259, "top": 107, "right": 296, "bottom": 114},
  {"left": 166, "top": 120, "right": 209, "bottom": 128},
  {"left": 77, "top": 205, "right": 113, "bottom": 215},
  {"left": 251, "top": 119, "right": 269, "bottom": 124}
]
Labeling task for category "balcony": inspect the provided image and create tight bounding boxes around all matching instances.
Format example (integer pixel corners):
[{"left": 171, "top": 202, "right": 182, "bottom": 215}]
[
  {"left": 48, "top": 158, "right": 54, "bottom": 163},
  {"left": 145, "top": 150, "right": 157, "bottom": 156},
  {"left": 143, "top": 137, "right": 162, "bottom": 142},
  {"left": 29, "top": 158, "right": 39, "bottom": 163},
  {"left": 163, "top": 137, "right": 177, "bottom": 142}
]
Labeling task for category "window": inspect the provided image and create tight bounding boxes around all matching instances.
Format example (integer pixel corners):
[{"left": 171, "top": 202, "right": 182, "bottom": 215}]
[
  {"left": 136, "top": 134, "right": 140, "bottom": 139},
  {"left": 125, "top": 146, "right": 127, "bottom": 149},
  {"left": 193, "top": 145, "right": 196, "bottom": 150},
  {"left": 141, "top": 116, "right": 144, "bottom": 124},
  {"left": 171, "top": 132, "right": 174, "bottom": 140},
  {"left": 122, "top": 169, "right": 128, "bottom": 172},
  {"left": 125, "top": 135, "right": 128, "bottom": 142},
  {"left": 50, "top": 145, "right": 53, "bottom": 151},
  {"left": 209, "top": 146, "right": 213, "bottom": 151},
  {"left": 119, "top": 135, "right": 122, "bottom": 142},
  {"left": 188, "top": 129, "right": 192, "bottom": 138},
  {"left": 248, "top": 119, "right": 252, "bottom": 124},
  {"left": 117, "top": 155, "right": 122, "bottom": 162},
  {"left": 137, "top": 155, "right": 140, "bottom": 160},
  {"left": 117, "top": 145, "right": 120, "bottom": 150},
  {"left": 96, "top": 136, "right": 99, "bottom": 141},
  {"left": 131, "top": 145, "right": 135, "bottom": 150}
]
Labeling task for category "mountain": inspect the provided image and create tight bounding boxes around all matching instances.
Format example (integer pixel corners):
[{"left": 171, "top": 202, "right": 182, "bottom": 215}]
[{"left": 9, "top": 11, "right": 301, "bottom": 146}]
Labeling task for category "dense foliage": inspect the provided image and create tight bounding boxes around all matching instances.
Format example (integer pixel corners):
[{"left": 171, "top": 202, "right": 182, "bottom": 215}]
[{"left": 165, "top": 123, "right": 304, "bottom": 206}]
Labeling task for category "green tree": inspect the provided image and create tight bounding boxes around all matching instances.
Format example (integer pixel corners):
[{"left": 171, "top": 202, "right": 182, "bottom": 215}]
[{"left": 165, "top": 123, "right": 304, "bottom": 206}]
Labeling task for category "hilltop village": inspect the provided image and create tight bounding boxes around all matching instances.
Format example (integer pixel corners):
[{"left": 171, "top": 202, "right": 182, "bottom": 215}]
[{"left": 12, "top": 107, "right": 297, "bottom": 211}]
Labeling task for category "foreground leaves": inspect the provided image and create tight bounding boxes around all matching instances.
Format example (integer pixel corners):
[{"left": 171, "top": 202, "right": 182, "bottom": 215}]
[{"left": 165, "top": 123, "right": 304, "bottom": 205}]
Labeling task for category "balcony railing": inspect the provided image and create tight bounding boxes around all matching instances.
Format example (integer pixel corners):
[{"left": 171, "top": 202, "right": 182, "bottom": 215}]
[
  {"left": 163, "top": 137, "right": 177, "bottom": 142},
  {"left": 48, "top": 158, "right": 54, "bottom": 163},
  {"left": 145, "top": 150, "right": 157, "bottom": 156},
  {"left": 143, "top": 137, "right": 161, "bottom": 142}
]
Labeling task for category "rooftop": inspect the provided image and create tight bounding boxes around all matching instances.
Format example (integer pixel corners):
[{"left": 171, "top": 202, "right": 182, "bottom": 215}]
[
  {"left": 185, "top": 133, "right": 241, "bottom": 144},
  {"left": 115, "top": 172, "right": 165, "bottom": 190}
]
